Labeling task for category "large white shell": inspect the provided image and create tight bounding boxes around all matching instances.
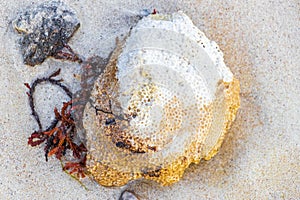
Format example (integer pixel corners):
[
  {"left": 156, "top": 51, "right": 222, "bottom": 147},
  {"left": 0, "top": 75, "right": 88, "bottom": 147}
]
[{"left": 83, "top": 11, "right": 240, "bottom": 186}]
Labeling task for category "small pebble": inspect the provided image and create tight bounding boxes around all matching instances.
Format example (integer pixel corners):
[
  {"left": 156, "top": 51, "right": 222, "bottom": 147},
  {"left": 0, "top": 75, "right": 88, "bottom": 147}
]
[{"left": 119, "top": 191, "right": 139, "bottom": 200}]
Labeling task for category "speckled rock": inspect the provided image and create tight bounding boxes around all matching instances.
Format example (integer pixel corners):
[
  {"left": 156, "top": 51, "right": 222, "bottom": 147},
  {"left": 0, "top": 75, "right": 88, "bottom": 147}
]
[{"left": 12, "top": 0, "right": 80, "bottom": 66}]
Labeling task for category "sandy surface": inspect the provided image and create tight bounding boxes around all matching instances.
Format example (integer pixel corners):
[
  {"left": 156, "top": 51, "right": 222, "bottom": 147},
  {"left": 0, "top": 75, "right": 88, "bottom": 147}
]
[{"left": 0, "top": 0, "right": 299, "bottom": 199}]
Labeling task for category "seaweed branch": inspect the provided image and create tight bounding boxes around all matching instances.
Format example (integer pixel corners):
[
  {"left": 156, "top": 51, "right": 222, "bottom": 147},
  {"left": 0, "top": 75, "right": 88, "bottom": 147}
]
[
  {"left": 25, "top": 69, "right": 87, "bottom": 178},
  {"left": 25, "top": 56, "right": 108, "bottom": 181}
]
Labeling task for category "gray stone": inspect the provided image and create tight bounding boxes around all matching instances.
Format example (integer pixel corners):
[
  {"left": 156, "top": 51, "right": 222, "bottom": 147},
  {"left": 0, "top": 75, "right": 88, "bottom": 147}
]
[{"left": 13, "top": 0, "right": 80, "bottom": 66}]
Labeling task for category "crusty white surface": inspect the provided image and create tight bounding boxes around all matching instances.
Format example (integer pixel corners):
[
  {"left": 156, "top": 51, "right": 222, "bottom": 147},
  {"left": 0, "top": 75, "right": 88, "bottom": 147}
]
[{"left": 0, "top": 0, "right": 299, "bottom": 199}]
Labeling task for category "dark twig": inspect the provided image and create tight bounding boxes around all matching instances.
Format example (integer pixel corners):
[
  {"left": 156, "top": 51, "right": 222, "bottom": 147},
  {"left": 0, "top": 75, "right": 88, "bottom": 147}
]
[{"left": 25, "top": 68, "right": 72, "bottom": 131}]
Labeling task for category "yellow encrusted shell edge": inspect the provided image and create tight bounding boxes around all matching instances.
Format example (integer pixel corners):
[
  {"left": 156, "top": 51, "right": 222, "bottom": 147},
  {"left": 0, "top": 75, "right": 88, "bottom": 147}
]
[{"left": 86, "top": 76, "right": 240, "bottom": 186}]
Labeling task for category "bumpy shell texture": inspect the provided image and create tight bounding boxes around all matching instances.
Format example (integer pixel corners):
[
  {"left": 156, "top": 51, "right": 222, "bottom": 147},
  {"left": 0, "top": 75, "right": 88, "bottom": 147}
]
[{"left": 83, "top": 11, "right": 240, "bottom": 186}]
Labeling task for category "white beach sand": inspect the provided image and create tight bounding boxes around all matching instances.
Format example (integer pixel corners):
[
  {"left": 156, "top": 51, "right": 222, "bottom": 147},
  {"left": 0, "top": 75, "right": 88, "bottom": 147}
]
[{"left": 0, "top": 0, "right": 299, "bottom": 199}]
